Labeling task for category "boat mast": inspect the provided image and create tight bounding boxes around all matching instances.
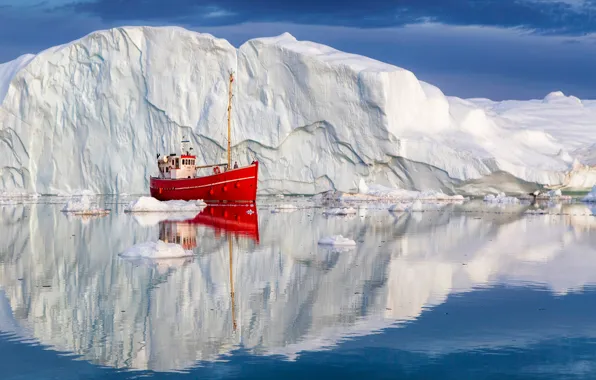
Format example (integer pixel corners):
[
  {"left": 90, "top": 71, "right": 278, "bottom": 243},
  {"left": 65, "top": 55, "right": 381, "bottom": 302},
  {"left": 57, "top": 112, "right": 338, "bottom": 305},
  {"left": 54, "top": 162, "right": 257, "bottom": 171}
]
[
  {"left": 228, "top": 233, "right": 237, "bottom": 331},
  {"left": 227, "top": 72, "right": 233, "bottom": 169}
]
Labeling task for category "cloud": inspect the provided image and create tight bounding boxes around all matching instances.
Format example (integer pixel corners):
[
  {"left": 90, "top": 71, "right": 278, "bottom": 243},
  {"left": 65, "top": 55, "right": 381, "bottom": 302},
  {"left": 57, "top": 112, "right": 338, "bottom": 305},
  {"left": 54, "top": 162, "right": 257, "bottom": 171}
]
[
  {"left": 0, "top": 1, "right": 595, "bottom": 100},
  {"left": 37, "top": 0, "right": 594, "bottom": 35}
]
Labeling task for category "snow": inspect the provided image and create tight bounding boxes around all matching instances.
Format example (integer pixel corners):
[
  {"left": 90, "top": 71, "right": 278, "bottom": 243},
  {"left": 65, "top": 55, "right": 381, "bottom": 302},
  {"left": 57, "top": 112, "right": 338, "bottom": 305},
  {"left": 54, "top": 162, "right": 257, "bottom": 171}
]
[
  {"left": 582, "top": 186, "right": 596, "bottom": 203},
  {"left": 1, "top": 26, "right": 596, "bottom": 196},
  {"left": 318, "top": 235, "right": 357, "bottom": 246},
  {"left": 61, "top": 195, "right": 109, "bottom": 215},
  {"left": 0, "top": 54, "right": 35, "bottom": 103},
  {"left": 125, "top": 196, "right": 206, "bottom": 213},
  {"left": 119, "top": 240, "right": 194, "bottom": 259}
]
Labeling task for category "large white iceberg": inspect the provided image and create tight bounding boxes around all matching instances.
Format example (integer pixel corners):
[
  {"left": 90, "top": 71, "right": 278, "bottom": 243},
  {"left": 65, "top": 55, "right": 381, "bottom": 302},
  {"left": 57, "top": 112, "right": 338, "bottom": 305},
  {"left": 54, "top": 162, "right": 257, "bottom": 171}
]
[{"left": 1, "top": 26, "right": 595, "bottom": 196}]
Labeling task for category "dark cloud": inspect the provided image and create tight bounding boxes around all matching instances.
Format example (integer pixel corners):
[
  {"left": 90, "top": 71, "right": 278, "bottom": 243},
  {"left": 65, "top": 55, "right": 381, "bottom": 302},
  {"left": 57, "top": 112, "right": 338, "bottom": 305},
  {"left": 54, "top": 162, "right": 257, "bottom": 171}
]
[
  {"left": 58, "top": 0, "right": 596, "bottom": 34},
  {"left": 1, "top": 1, "right": 595, "bottom": 100}
]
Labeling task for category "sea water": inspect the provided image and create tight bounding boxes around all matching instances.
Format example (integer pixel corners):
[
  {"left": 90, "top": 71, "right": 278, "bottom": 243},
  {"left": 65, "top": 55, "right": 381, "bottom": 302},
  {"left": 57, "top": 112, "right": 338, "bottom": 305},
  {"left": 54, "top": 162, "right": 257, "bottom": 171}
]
[{"left": 1, "top": 197, "right": 595, "bottom": 379}]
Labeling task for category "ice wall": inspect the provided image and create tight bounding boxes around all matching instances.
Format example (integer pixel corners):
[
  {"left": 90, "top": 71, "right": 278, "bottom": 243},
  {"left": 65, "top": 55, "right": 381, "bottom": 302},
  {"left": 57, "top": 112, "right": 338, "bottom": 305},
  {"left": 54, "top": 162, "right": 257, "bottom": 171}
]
[{"left": 1, "top": 26, "right": 595, "bottom": 195}]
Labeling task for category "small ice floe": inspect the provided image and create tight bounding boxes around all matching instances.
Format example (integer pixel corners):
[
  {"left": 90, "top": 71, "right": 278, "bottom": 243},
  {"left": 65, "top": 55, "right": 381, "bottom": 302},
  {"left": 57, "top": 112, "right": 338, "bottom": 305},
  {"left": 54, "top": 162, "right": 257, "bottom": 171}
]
[
  {"left": 483, "top": 193, "right": 520, "bottom": 204},
  {"left": 317, "top": 235, "right": 357, "bottom": 247},
  {"left": 124, "top": 196, "right": 206, "bottom": 213},
  {"left": 271, "top": 204, "right": 298, "bottom": 213},
  {"left": 119, "top": 240, "right": 193, "bottom": 259},
  {"left": 323, "top": 207, "right": 357, "bottom": 215},
  {"left": 61, "top": 194, "right": 110, "bottom": 215},
  {"left": 582, "top": 186, "right": 596, "bottom": 203}
]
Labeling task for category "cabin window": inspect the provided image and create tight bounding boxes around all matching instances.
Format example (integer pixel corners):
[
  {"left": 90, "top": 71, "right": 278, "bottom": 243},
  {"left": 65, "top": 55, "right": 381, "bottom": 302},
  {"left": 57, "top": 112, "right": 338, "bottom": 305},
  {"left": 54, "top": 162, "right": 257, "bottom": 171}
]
[
  {"left": 166, "top": 167, "right": 169, "bottom": 173},
  {"left": 175, "top": 158, "right": 180, "bottom": 169}
]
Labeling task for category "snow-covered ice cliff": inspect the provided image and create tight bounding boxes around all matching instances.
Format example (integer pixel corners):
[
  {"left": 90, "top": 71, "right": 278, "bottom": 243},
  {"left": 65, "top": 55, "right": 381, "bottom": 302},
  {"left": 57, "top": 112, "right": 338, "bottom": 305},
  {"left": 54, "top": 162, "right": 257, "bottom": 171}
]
[{"left": 1, "top": 26, "right": 595, "bottom": 195}]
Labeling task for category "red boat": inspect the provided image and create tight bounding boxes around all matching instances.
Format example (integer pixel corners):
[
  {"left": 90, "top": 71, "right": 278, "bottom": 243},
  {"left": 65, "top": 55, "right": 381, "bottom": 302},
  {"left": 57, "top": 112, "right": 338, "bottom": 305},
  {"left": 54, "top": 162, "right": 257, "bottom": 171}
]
[{"left": 149, "top": 73, "right": 258, "bottom": 203}]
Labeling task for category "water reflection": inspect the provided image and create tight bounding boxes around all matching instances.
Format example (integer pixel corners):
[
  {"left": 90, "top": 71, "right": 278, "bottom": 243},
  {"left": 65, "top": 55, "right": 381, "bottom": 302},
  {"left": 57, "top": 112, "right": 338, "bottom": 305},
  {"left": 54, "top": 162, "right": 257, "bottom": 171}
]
[{"left": 0, "top": 201, "right": 595, "bottom": 372}]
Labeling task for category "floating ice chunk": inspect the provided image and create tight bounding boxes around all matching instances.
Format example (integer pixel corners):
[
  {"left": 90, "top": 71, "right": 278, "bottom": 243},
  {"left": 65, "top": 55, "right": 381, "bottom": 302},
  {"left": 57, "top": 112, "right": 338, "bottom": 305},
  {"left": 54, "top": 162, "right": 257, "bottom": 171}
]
[
  {"left": 125, "top": 197, "right": 206, "bottom": 213},
  {"left": 119, "top": 240, "right": 193, "bottom": 259},
  {"left": 483, "top": 193, "right": 520, "bottom": 204},
  {"left": 323, "top": 207, "right": 357, "bottom": 215},
  {"left": 582, "top": 186, "right": 596, "bottom": 203},
  {"left": 317, "top": 235, "right": 357, "bottom": 247},
  {"left": 61, "top": 195, "right": 109, "bottom": 215},
  {"left": 271, "top": 204, "right": 298, "bottom": 213}
]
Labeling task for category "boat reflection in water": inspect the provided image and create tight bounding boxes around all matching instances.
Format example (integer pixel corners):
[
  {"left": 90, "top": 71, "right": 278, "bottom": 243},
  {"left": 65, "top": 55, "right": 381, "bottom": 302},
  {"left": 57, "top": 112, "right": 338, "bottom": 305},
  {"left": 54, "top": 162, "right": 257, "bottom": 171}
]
[
  {"left": 157, "top": 204, "right": 259, "bottom": 332},
  {"left": 158, "top": 204, "right": 259, "bottom": 249}
]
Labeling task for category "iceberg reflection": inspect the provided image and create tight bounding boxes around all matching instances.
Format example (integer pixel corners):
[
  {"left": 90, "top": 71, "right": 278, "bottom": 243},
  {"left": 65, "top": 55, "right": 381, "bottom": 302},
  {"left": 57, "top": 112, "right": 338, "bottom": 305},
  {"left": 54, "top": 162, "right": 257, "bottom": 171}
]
[{"left": 0, "top": 201, "right": 595, "bottom": 371}]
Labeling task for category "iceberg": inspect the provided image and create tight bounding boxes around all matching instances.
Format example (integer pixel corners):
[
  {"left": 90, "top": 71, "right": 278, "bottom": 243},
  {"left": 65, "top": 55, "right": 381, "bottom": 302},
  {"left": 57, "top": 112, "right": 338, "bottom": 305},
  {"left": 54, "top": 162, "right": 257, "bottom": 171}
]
[{"left": 1, "top": 26, "right": 595, "bottom": 196}]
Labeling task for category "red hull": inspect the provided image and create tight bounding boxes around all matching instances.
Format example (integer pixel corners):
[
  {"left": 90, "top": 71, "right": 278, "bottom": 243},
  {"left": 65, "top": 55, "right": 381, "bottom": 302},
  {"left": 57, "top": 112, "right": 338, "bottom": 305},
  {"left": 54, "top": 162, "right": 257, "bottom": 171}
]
[
  {"left": 150, "top": 162, "right": 258, "bottom": 202},
  {"left": 179, "top": 205, "right": 259, "bottom": 242}
]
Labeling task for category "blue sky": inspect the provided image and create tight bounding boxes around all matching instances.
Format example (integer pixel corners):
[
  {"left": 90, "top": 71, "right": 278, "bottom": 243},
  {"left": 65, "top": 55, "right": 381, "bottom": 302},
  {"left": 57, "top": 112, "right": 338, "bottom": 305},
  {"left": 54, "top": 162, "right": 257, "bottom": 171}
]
[{"left": 1, "top": 0, "right": 595, "bottom": 100}]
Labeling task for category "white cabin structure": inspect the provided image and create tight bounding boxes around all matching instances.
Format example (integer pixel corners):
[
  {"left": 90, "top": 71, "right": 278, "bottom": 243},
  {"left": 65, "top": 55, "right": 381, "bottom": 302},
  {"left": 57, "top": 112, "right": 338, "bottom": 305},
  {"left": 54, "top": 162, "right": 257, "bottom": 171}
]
[
  {"left": 156, "top": 138, "right": 199, "bottom": 179},
  {"left": 156, "top": 137, "right": 235, "bottom": 180}
]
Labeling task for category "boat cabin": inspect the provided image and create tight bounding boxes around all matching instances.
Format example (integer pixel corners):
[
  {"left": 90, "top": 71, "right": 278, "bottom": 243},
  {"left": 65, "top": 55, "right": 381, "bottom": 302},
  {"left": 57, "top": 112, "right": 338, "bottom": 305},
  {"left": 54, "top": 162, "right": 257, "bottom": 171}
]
[
  {"left": 159, "top": 221, "right": 197, "bottom": 250},
  {"left": 157, "top": 154, "right": 197, "bottom": 179},
  {"left": 156, "top": 138, "right": 200, "bottom": 180}
]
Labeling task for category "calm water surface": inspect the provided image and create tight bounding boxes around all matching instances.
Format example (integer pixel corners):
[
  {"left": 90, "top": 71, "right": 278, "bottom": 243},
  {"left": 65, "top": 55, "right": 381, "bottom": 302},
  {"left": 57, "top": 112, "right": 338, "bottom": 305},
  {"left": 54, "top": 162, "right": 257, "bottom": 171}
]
[{"left": 1, "top": 197, "right": 596, "bottom": 379}]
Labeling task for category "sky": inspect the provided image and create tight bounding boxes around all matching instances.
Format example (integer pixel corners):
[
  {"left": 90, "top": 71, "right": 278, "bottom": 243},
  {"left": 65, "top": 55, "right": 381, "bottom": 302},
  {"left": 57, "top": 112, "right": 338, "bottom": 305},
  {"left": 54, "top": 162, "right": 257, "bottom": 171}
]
[{"left": 1, "top": 0, "right": 595, "bottom": 100}]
